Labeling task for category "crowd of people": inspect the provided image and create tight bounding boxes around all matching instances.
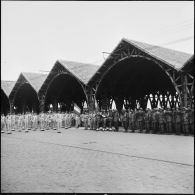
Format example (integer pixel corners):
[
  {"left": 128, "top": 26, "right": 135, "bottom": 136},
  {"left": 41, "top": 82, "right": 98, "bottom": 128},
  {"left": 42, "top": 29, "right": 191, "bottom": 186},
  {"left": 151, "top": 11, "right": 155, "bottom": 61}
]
[{"left": 1, "top": 106, "right": 194, "bottom": 135}]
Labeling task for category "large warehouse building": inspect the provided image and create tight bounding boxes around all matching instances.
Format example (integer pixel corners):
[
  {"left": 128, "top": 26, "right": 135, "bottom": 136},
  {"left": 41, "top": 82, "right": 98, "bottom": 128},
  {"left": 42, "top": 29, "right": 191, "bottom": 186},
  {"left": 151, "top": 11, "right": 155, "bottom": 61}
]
[{"left": 1, "top": 38, "right": 194, "bottom": 115}]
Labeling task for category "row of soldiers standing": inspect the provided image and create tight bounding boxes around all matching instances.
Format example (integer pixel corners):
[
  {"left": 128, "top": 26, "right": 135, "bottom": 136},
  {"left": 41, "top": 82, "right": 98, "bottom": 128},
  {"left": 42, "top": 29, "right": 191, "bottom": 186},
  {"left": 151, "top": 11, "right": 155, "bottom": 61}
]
[
  {"left": 1, "top": 112, "right": 81, "bottom": 134},
  {"left": 1, "top": 106, "right": 194, "bottom": 135},
  {"left": 80, "top": 107, "right": 194, "bottom": 135}
]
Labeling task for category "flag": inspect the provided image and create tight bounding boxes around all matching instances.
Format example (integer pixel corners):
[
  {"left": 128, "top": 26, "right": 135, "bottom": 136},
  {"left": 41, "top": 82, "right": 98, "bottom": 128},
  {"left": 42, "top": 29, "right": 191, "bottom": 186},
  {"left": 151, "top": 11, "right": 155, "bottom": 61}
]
[
  {"left": 146, "top": 99, "right": 151, "bottom": 109},
  {"left": 111, "top": 100, "right": 116, "bottom": 110},
  {"left": 83, "top": 101, "right": 88, "bottom": 109},
  {"left": 74, "top": 104, "right": 81, "bottom": 114},
  {"left": 157, "top": 100, "right": 161, "bottom": 108}
]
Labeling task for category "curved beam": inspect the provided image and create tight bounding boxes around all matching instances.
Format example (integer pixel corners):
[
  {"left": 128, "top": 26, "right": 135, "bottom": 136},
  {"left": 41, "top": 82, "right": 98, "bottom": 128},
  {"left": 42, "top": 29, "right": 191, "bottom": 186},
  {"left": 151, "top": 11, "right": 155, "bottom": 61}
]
[{"left": 95, "top": 55, "right": 181, "bottom": 103}]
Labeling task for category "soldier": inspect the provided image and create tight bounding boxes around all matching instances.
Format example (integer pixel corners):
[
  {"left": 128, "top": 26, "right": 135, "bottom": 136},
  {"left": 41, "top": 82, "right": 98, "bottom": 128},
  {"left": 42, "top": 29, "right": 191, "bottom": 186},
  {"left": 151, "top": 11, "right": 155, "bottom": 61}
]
[
  {"left": 11, "top": 114, "right": 15, "bottom": 131},
  {"left": 159, "top": 108, "right": 165, "bottom": 134},
  {"left": 102, "top": 111, "right": 107, "bottom": 131},
  {"left": 24, "top": 112, "right": 29, "bottom": 132},
  {"left": 182, "top": 107, "right": 190, "bottom": 135},
  {"left": 144, "top": 108, "right": 151, "bottom": 133},
  {"left": 164, "top": 108, "right": 173, "bottom": 134},
  {"left": 137, "top": 108, "right": 144, "bottom": 133},
  {"left": 34, "top": 113, "right": 38, "bottom": 131},
  {"left": 107, "top": 110, "right": 113, "bottom": 131},
  {"left": 84, "top": 112, "right": 88, "bottom": 130},
  {"left": 128, "top": 109, "right": 133, "bottom": 132},
  {"left": 174, "top": 108, "right": 182, "bottom": 135},
  {"left": 151, "top": 109, "right": 157, "bottom": 133},
  {"left": 113, "top": 110, "right": 119, "bottom": 132},
  {"left": 53, "top": 112, "right": 57, "bottom": 130},
  {"left": 188, "top": 106, "right": 194, "bottom": 135},
  {"left": 40, "top": 113, "right": 44, "bottom": 131},
  {"left": 56, "top": 112, "right": 61, "bottom": 133},
  {"left": 6, "top": 114, "right": 12, "bottom": 134},
  {"left": 1, "top": 114, "right": 5, "bottom": 133},
  {"left": 91, "top": 111, "right": 96, "bottom": 130},
  {"left": 122, "top": 110, "right": 129, "bottom": 132},
  {"left": 96, "top": 112, "right": 100, "bottom": 131},
  {"left": 88, "top": 112, "right": 93, "bottom": 130}
]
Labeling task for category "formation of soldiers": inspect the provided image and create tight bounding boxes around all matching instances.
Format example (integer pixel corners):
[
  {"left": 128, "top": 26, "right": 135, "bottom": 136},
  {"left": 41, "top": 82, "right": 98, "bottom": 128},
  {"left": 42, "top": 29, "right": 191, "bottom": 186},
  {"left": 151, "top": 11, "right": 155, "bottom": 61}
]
[
  {"left": 1, "top": 112, "right": 81, "bottom": 134},
  {"left": 1, "top": 106, "right": 194, "bottom": 136},
  {"left": 81, "top": 106, "right": 194, "bottom": 135}
]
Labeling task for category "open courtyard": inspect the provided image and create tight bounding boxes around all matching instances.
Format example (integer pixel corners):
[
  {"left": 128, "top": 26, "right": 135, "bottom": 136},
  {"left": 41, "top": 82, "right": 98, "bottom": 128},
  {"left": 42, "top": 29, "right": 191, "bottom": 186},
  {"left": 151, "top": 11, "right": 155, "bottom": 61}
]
[{"left": 1, "top": 128, "right": 194, "bottom": 193}]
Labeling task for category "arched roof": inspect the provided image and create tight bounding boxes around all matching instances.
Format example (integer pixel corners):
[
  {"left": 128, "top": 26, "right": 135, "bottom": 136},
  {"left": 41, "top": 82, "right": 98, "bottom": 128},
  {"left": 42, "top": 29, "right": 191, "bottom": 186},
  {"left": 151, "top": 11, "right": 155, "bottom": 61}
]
[
  {"left": 9, "top": 72, "right": 47, "bottom": 100},
  {"left": 1, "top": 80, "right": 16, "bottom": 97},
  {"left": 124, "top": 38, "right": 192, "bottom": 70},
  {"left": 39, "top": 60, "right": 100, "bottom": 96},
  {"left": 21, "top": 72, "right": 48, "bottom": 93},
  {"left": 88, "top": 38, "right": 193, "bottom": 86},
  {"left": 58, "top": 60, "right": 100, "bottom": 84}
]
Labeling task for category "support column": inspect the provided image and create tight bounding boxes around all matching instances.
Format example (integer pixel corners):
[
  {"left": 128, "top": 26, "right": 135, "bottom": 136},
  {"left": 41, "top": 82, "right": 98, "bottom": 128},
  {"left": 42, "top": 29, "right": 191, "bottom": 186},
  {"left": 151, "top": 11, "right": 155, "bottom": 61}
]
[
  {"left": 9, "top": 100, "right": 14, "bottom": 114},
  {"left": 39, "top": 95, "right": 45, "bottom": 113}
]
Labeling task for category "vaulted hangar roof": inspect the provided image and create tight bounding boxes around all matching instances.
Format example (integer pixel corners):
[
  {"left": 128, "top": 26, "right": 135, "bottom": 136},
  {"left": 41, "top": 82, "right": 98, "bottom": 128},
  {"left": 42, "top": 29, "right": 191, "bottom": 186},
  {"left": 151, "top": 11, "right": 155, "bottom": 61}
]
[
  {"left": 88, "top": 38, "right": 193, "bottom": 85},
  {"left": 2, "top": 38, "right": 193, "bottom": 97},
  {"left": 1, "top": 80, "right": 16, "bottom": 97}
]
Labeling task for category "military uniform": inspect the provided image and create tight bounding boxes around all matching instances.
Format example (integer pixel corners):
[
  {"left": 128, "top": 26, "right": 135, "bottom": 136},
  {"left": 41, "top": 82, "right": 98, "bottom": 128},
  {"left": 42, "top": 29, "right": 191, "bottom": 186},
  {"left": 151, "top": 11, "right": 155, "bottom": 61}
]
[
  {"left": 165, "top": 109, "right": 172, "bottom": 134},
  {"left": 137, "top": 109, "right": 144, "bottom": 133},
  {"left": 182, "top": 108, "right": 190, "bottom": 135},
  {"left": 24, "top": 114, "right": 29, "bottom": 132},
  {"left": 108, "top": 111, "right": 113, "bottom": 131},
  {"left": 189, "top": 108, "right": 194, "bottom": 135},
  {"left": 7, "top": 115, "right": 12, "bottom": 134},
  {"left": 159, "top": 109, "right": 165, "bottom": 134},
  {"left": 1, "top": 115, "right": 5, "bottom": 133},
  {"left": 175, "top": 109, "right": 182, "bottom": 135},
  {"left": 144, "top": 109, "right": 151, "bottom": 133},
  {"left": 122, "top": 111, "right": 129, "bottom": 132},
  {"left": 113, "top": 111, "right": 119, "bottom": 131},
  {"left": 96, "top": 113, "right": 101, "bottom": 131}
]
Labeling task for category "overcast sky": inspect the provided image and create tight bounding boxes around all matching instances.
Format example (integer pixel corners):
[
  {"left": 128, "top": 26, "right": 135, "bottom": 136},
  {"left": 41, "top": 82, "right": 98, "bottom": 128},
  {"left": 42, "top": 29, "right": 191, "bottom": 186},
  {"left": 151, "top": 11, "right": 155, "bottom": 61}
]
[{"left": 1, "top": 1, "right": 194, "bottom": 81}]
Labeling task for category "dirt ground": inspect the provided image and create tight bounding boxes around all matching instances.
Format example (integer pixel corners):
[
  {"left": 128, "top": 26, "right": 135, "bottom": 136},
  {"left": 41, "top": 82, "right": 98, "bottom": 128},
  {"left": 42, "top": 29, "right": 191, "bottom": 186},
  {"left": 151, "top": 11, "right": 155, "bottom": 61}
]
[{"left": 1, "top": 128, "right": 194, "bottom": 193}]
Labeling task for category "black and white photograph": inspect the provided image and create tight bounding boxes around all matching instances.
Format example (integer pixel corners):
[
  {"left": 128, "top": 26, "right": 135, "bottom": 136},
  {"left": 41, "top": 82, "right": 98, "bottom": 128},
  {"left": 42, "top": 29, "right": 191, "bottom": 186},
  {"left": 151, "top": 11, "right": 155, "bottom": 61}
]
[{"left": 1, "top": 1, "right": 194, "bottom": 193}]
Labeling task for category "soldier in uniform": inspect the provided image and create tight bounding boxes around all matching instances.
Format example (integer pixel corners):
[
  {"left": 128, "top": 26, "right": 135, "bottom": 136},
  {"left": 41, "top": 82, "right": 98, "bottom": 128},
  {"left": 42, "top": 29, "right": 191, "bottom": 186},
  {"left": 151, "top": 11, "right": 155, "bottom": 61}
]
[
  {"left": 88, "top": 112, "right": 92, "bottom": 130},
  {"left": 159, "top": 108, "right": 165, "bottom": 134},
  {"left": 11, "top": 114, "right": 15, "bottom": 131},
  {"left": 102, "top": 111, "right": 107, "bottom": 131},
  {"left": 1, "top": 114, "right": 5, "bottom": 133},
  {"left": 107, "top": 110, "right": 113, "bottom": 131},
  {"left": 137, "top": 108, "right": 145, "bottom": 133},
  {"left": 113, "top": 110, "right": 119, "bottom": 132},
  {"left": 24, "top": 112, "right": 29, "bottom": 132},
  {"left": 84, "top": 111, "right": 88, "bottom": 130},
  {"left": 164, "top": 108, "right": 172, "bottom": 134},
  {"left": 151, "top": 109, "right": 157, "bottom": 133},
  {"left": 144, "top": 108, "right": 151, "bottom": 133},
  {"left": 96, "top": 112, "right": 100, "bottom": 131},
  {"left": 56, "top": 111, "right": 62, "bottom": 133},
  {"left": 128, "top": 109, "right": 133, "bottom": 132},
  {"left": 182, "top": 107, "right": 190, "bottom": 135},
  {"left": 91, "top": 111, "right": 96, "bottom": 130},
  {"left": 174, "top": 108, "right": 182, "bottom": 135},
  {"left": 188, "top": 106, "right": 194, "bottom": 135},
  {"left": 7, "top": 114, "right": 12, "bottom": 134},
  {"left": 122, "top": 110, "right": 129, "bottom": 132}
]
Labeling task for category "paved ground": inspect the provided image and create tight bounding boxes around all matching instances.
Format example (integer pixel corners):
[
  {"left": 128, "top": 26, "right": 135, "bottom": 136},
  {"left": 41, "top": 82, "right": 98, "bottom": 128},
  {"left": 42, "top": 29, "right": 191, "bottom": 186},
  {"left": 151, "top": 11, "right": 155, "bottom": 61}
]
[{"left": 1, "top": 128, "right": 194, "bottom": 193}]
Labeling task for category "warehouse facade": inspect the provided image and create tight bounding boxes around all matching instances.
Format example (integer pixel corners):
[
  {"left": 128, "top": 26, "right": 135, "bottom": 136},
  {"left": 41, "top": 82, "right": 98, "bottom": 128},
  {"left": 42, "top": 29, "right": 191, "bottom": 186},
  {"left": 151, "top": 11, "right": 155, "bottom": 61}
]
[{"left": 1, "top": 38, "right": 194, "bottom": 115}]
